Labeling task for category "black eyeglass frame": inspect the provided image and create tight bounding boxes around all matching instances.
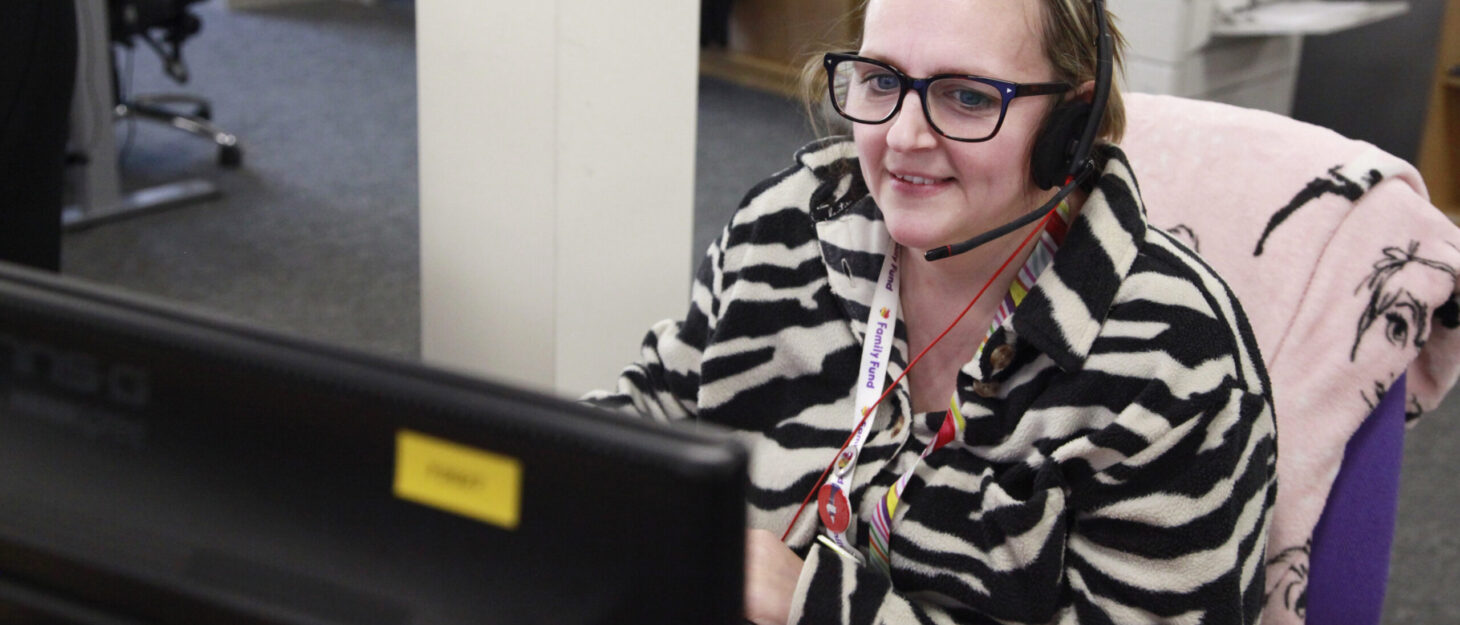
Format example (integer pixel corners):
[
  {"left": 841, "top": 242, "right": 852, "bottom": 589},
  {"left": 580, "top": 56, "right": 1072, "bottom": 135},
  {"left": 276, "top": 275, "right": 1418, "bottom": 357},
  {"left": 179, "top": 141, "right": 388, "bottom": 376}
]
[{"left": 823, "top": 52, "right": 1073, "bottom": 143}]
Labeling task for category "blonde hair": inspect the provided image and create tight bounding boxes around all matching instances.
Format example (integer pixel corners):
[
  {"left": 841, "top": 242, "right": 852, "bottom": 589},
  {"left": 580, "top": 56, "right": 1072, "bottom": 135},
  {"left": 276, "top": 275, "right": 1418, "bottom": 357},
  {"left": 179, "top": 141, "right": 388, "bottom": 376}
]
[
  {"left": 800, "top": 0, "right": 1127, "bottom": 142},
  {"left": 1041, "top": 0, "right": 1126, "bottom": 142}
]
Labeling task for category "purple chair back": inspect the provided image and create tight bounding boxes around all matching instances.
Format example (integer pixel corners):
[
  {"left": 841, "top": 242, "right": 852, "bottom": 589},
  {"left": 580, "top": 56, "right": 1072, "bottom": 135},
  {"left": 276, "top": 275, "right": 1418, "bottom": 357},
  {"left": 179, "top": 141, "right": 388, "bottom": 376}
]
[{"left": 1305, "top": 374, "right": 1406, "bottom": 624}]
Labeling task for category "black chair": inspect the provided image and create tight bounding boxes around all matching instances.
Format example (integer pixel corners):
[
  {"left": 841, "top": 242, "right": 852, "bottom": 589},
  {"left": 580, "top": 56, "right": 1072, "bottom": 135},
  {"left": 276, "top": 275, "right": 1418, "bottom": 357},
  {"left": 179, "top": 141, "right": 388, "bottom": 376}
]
[{"left": 108, "top": 0, "right": 241, "bottom": 167}]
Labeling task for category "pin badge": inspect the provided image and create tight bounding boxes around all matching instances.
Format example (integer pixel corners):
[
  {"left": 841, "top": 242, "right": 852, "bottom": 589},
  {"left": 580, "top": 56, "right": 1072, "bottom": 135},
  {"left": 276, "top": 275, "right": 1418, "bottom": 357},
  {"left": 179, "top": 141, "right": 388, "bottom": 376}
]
[{"left": 817, "top": 484, "right": 851, "bottom": 534}]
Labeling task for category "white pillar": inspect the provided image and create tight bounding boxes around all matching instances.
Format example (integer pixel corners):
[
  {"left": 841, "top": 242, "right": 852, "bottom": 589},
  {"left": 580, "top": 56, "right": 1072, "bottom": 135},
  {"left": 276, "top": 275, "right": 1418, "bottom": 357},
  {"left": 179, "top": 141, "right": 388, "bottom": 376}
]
[
  {"left": 70, "top": 0, "right": 121, "bottom": 213},
  {"left": 418, "top": 2, "right": 698, "bottom": 397}
]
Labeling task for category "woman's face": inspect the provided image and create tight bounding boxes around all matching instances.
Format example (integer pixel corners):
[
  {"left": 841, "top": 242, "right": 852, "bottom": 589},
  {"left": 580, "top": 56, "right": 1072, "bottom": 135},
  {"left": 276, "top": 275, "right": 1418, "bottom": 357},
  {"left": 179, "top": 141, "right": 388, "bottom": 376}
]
[{"left": 855, "top": 0, "right": 1058, "bottom": 254}]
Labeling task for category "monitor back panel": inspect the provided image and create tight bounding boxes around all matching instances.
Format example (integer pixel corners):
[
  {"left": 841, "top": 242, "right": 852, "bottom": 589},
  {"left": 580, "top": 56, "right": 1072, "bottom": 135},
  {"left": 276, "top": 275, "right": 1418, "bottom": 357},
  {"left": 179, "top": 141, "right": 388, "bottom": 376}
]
[{"left": 0, "top": 266, "right": 746, "bottom": 625}]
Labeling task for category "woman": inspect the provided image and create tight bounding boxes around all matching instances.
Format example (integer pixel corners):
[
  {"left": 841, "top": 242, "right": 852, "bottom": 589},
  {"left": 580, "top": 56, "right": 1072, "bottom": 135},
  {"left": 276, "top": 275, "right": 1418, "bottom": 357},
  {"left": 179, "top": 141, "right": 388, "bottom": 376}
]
[{"left": 590, "top": 0, "right": 1276, "bottom": 623}]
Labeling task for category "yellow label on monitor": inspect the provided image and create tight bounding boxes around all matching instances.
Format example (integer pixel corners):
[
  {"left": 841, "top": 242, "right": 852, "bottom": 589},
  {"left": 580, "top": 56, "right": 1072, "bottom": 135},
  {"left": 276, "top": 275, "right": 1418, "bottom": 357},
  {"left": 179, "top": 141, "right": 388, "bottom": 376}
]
[{"left": 393, "top": 430, "right": 522, "bottom": 530}]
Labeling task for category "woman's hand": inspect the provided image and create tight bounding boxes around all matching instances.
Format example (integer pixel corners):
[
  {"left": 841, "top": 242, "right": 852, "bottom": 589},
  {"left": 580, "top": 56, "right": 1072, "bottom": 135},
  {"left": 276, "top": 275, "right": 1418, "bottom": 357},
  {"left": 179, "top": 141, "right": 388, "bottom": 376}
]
[{"left": 743, "top": 529, "right": 805, "bottom": 625}]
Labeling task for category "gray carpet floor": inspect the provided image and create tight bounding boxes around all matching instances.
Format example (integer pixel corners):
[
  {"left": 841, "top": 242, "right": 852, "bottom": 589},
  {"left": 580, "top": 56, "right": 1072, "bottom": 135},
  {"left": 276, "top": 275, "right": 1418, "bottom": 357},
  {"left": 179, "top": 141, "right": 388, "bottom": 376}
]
[{"left": 62, "top": 1, "right": 1457, "bottom": 621}]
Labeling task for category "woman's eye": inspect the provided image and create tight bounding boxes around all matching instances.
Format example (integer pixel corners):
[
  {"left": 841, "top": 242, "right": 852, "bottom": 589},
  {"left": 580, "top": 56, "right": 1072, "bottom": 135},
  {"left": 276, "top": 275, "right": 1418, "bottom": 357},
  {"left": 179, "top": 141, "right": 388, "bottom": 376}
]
[
  {"left": 869, "top": 74, "right": 899, "bottom": 92},
  {"left": 932, "top": 81, "right": 998, "bottom": 114},
  {"left": 953, "top": 89, "right": 991, "bottom": 108}
]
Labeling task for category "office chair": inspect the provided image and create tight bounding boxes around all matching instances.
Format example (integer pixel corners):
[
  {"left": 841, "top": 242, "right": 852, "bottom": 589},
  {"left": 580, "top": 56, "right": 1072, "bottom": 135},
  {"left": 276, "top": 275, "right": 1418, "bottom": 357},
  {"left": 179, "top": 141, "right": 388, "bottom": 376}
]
[
  {"left": 108, "top": 0, "right": 241, "bottom": 168},
  {"left": 1121, "top": 93, "right": 1460, "bottom": 625},
  {"left": 1306, "top": 372, "right": 1406, "bottom": 625}
]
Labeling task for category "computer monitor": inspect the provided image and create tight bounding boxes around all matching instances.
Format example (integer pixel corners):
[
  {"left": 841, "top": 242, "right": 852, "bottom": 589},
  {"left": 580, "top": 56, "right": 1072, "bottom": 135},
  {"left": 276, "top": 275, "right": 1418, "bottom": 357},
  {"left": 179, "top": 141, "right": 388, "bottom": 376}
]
[{"left": 0, "top": 262, "right": 747, "bottom": 624}]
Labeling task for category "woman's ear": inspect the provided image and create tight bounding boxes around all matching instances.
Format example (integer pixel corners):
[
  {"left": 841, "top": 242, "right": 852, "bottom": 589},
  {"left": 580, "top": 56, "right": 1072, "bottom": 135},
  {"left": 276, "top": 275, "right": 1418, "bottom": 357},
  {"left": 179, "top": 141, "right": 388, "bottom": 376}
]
[{"left": 1072, "top": 79, "right": 1096, "bottom": 104}]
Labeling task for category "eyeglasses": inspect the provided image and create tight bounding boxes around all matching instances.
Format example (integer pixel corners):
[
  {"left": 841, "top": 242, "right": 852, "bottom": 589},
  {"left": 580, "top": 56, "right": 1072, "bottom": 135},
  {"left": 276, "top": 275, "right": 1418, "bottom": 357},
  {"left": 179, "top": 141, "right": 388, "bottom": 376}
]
[{"left": 823, "top": 53, "right": 1072, "bottom": 142}]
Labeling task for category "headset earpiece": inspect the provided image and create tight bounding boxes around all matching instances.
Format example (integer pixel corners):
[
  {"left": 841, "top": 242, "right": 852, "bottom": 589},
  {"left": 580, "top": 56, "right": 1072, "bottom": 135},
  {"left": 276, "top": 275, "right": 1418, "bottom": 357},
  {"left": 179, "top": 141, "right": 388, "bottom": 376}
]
[{"left": 1029, "top": 101, "right": 1092, "bottom": 191}]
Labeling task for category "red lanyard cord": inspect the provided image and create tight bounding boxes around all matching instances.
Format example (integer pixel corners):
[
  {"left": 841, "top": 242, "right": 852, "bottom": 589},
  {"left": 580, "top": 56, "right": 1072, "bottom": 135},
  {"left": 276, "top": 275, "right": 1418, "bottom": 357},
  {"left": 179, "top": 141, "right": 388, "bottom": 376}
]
[{"left": 779, "top": 209, "right": 1058, "bottom": 543}]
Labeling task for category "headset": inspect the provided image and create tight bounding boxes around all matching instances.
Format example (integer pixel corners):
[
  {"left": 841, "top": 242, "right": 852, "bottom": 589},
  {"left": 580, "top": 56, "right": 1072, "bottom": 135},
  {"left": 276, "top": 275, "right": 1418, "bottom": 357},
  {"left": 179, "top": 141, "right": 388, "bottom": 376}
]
[{"left": 924, "top": 0, "right": 1113, "bottom": 262}]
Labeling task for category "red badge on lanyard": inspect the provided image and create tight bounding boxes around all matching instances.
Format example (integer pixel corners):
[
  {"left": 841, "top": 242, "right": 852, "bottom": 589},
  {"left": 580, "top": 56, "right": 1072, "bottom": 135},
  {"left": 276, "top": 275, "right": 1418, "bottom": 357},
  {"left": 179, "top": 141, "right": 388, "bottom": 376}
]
[{"left": 817, "top": 483, "right": 851, "bottom": 534}]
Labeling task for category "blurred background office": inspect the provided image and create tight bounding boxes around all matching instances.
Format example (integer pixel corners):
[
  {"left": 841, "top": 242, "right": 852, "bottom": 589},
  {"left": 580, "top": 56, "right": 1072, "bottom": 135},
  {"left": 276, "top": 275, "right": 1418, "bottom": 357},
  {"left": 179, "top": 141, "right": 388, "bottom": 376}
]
[{"left": 31, "top": 0, "right": 1460, "bottom": 622}]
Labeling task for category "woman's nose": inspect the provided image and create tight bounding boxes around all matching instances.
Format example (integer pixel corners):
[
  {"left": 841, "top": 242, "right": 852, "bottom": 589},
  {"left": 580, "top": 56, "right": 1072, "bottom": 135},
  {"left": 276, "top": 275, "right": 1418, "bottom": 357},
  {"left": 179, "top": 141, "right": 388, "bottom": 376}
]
[{"left": 885, "top": 92, "right": 938, "bottom": 152}]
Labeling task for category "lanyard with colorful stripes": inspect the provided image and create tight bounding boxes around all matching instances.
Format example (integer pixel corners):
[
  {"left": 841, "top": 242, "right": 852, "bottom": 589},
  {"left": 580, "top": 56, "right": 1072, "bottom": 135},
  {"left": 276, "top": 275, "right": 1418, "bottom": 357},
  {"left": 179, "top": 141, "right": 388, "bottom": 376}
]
[{"left": 864, "top": 200, "right": 1071, "bottom": 574}]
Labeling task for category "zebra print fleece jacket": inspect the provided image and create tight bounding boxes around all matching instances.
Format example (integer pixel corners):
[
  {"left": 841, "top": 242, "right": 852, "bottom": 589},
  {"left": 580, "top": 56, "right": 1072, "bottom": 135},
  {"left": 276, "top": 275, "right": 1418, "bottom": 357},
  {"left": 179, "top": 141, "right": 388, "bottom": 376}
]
[{"left": 588, "top": 138, "right": 1277, "bottom": 624}]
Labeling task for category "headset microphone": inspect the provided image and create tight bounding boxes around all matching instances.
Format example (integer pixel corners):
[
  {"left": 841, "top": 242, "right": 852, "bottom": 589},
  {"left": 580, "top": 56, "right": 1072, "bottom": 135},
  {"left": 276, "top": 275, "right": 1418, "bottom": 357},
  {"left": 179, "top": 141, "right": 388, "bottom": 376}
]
[
  {"left": 924, "top": 0, "right": 1113, "bottom": 263},
  {"left": 924, "top": 164, "right": 1091, "bottom": 261}
]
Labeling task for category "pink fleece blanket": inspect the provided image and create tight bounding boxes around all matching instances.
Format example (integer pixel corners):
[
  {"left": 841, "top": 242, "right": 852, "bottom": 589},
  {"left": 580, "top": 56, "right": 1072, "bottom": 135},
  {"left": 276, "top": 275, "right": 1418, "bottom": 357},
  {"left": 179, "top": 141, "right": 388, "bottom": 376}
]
[{"left": 1120, "top": 93, "right": 1460, "bottom": 625}]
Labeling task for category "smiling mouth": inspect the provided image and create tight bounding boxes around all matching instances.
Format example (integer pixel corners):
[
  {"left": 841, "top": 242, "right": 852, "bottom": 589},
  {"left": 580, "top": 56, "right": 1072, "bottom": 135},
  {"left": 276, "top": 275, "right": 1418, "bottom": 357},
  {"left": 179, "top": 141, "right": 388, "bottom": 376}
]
[{"left": 892, "top": 173, "right": 950, "bottom": 186}]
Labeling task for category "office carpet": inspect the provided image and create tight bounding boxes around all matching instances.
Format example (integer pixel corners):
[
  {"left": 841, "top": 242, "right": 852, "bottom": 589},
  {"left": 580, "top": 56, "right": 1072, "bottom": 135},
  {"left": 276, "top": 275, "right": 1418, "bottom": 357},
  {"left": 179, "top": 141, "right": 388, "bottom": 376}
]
[{"left": 61, "top": 1, "right": 1456, "bottom": 622}]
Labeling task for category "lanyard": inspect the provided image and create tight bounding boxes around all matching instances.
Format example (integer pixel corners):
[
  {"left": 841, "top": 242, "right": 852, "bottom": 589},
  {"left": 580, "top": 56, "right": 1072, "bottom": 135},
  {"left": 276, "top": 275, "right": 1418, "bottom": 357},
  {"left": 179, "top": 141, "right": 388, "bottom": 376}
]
[
  {"left": 816, "top": 244, "right": 901, "bottom": 561},
  {"left": 818, "top": 201, "right": 1071, "bottom": 573}
]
